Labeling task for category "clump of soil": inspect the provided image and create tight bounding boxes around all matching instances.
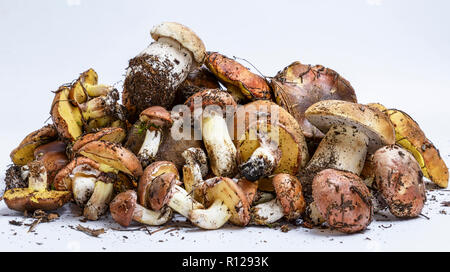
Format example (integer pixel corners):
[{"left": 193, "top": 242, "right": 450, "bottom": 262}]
[{"left": 4, "top": 165, "right": 28, "bottom": 191}]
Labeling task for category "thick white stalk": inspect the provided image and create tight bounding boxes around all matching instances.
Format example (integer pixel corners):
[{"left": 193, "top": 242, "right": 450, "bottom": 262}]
[
  {"left": 138, "top": 129, "right": 162, "bottom": 161},
  {"left": 133, "top": 205, "right": 172, "bottom": 226},
  {"left": 251, "top": 199, "right": 284, "bottom": 225},
  {"left": 189, "top": 200, "right": 231, "bottom": 230},
  {"left": 167, "top": 185, "right": 203, "bottom": 218},
  {"left": 72, "top": 176, "right": 96, "bottom": 207},
  {"left": 83, "top": 181, "right": 114, "bottom": 220}
]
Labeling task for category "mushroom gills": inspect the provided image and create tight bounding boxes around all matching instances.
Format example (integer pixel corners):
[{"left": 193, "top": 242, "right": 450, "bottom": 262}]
[
  {"left": 83, "top": 181, "right": 114, "bottom": 220},
  {"left": 138, "top": 129, "right": 162, "bottom": 164},
  {"left": 189, "top": 200, "right": 232, "bottom": 229},
  {"left": 306, "top": 124, "right": 369, "bottom": 175},
  {"left": 167, "top": 184, "right": 204, "bottom": 218},
  {"left": 251, "top": 198, "right": 284, "bottom": 225}
]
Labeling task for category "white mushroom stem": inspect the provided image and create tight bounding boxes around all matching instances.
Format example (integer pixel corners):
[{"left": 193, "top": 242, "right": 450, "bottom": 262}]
[
  {"left": 250, "top": 198, "right": 284, "bottom": 225},
  {"left": 129, "top": 37, "right": 193, "bottom": 88},
  {"left": 133, "top": 205, "right": 172, "bottom": 226},
  {"left": 189, "top": 200, "right": 231, "bottom": 230},
  {"left": 72, "top": 176, "right": 96, "bottom": 207},
  {"left": 82, "top": 83, "right": 112, "bottom": 97},
  {"left": 309, "top": 201, "right": 326, "bottom": 225},
  {"left": 306, "top": 124, "right": 369, "bottom": 175},
  {"left": 167, "top": 185, "right": 204, "bottom": 218},
  {"left": 182, "top": 147, "right": 208, "bottom": 194},
  {"left": 253, "top": 191, "right": 276, "bottom": 205},
  {"left": 138, "top": 129, "right": 162, "bottom": 163},
  {"left": 28, "top": 165, "right": 47, "bottom": 192},
  {"left": 202, "top": 112, "right": 237, "bottom": 177},
  {"left": 83, "top": 181, "right": 114, "bottom": 220}
]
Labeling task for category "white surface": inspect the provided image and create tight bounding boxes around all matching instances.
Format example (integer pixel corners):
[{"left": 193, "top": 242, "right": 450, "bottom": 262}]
[{"left": 1, "top": 0, "right": 450, "bottom": 252}]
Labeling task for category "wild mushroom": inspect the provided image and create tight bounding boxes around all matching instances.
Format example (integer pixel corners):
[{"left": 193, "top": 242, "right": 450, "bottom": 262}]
[
  {"left": 251, "top": 174, "right": 305, "bottom": 225},
  {"left": 70, "top": 127, "right": 126, "bottom": 156},
  {"left": 204, "top": 52, "right": 272, "bottom": 102},
  {"left": 185, "top": 89, "right": 238, "bottom": 177},
  {"left": 372, "top": 145, "right": 426, "bottom": 218},
  {"left": 123, "top": 22, "right": 206, "bottom": 121},
  {"left": 189, "top": 177, "right": 251, "bottom": 229},
  {"left": 10, "top": 124, "right": 58, "bottom": 166},
  {"left": 235, "top": 100, "right": 309, "bottom": 185},
  {"left": 110, "top": 190, "right": 172, "bottom": 227},
  {"left": 302, "top": 100, "right": 395, "bottom": 199},
  {"left": 33, "top": 141, "right": 69, "bottom": 185},
  {"left": 132, "top": 106, "right": 174, "bottom": 167},
  {"left": 312, "top": 169, "right": 373, "bottom": 233},
  {"left": 146, "top": 172, "right": 204, "bottom": 218},
  {"left": 182, "top": 147, "right": 208, "bottom": 194},
  {"left": 271, "top": 61, "right": 357, "bottom": 140},
  {"left": 174, "top": 66, "right": 221, "bottom": 104},
  {"left": 367, "top": 103, "right": 448, "bottom": 188},
  {"left": 3, "top": 160, "right": 71, "bottom": 212}
]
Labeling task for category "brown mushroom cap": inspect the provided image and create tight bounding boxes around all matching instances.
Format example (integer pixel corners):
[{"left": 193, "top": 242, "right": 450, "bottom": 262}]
[
  {"left": 10, "top": 124, "right": 58, "bottom": 166},
  {"left": 53, "top": 156, "right": 101, "bottom": 191},
  {"left": 148, "top": 172, "right": 178, "bottom": 211},
  {"left": 109, "top": 190, "right": 137, "bottom": 227},
  {"left": 204, "top": 52, "right": 272, "bottom": 101},
  {"left": 138, "top": 161, "right": 179, "bottom": 208},
  {"left": 201, "top": 177, "right": 250, "bottom": 226},
  {"left": 151, "top": 22, "right": 206, "bottom": 64},
  {"left": 272, "top": 174, "right": 306, "bottom": 220},
  {"left": 139, "top": 106, "right": 173, "bottom": 128},
  {"left": 312, "top": 169, "right": 373, "bottom": 233},
  {"left": 271, "top": 61, "right": 357, "bottom": 139},
  {"left": 373, "top": 145, "right": 426, "bottom": 218},
  {"left": 305, "top": 100, "right": 395, "bottom": 153},
  {"left": 237, "top": 178, "right": 258, "bottom": 204},
  {"left": 71, "top": 127, "right": 126, "bottom": 154},
  {"left": 184, "top": 88, "right": 237, "bottom": 114},
  {"left": 34, "top": 141, "right": 69, "bottom": 185},
  {"left": 78, "top": 141, "right": 143, "bottom": 177},
  {"left": 174, "top": 66, "right": 221, "bottom": 104},
  {"left": 3, "top": 188, "right": 71, "bottom": 212}
]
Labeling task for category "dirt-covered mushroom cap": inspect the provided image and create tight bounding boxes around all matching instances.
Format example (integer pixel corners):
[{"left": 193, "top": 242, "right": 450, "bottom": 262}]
[
  {"left": 109, "top": 190, "right": 137, "bottom": 227},
  {"left": 139, "top": 106, "right": 173, "bottom": 127},
  {"left": 200, "top": 177, "right": 251, "bottom": 226},
  {"left": 373, "top": 145, "right": 426, "bottom": 218},
  {"left": 271, "top": 61, "right": 357, "bottom": 139},
  {"left": 71, "top": 127, "right": 126, "bottom": 154},
  {"left": 138, "top": 161, "right": 179, "bottom": 208},
  {"left": 305, "top": 100, "right": 395, "bottom": 153},
  {"left": 184, "top": 88, "right": 237, "bottom": 113},
  {"left": 272, "top": 174, "right": 306, "bottom": 220},
  {"left": 10, "top": 124, "right": 58, "bottom": 166},
  {"left": 77, "top": 141, "right": 143, "bottom": 177},
  {"left": 151, "top": 22, "right": 206, "bottom": 65},
  {"left": 312, "top": 169, "right": 373, "bottom": 233},
  {"left": 204, "top": 52, "right": 272, "bottom": 101},
  {"left": 148, "top": 172, "right": 179, "bottom": 211}
]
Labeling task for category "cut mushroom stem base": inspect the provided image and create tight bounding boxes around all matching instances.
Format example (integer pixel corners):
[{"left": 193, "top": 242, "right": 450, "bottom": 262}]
[
  {"left": 133, "top": 205, "right": 172, "bottom": 226},
  {"left": 250, "top": 198, "right": 284, "bottom": 225},
  {"left": 83, "top": 181, "right": 114, "bottom": 220},
  {"left": 189, "top": 199, "right": 232, "bottom": 229},
  {"left": 168, "top": 185, "right": 204, "bottom": 218},
  {"left": 306, "top": 124, "right": 369, "bottom": 175},
  {"left": 138, "top": 129, "right": 162, "bottom": 166},
  {"left": 239, "top": 146, "right": 278, "bottom": 181}
]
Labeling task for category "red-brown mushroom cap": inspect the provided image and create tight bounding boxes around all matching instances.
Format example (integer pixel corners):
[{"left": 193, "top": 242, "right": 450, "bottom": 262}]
[
  {"left": 71, "top": 127, "right": 126, "bottom": 154},
  {"left": 34, "top": 141, "right": 69, "bottom": 185},
  {"left": 139, "top": 106, "right": 173, "bottom": 128},
  {"left": 148, "top": 172, "right": 178, "bottom": 211},
  {"left": 312, "top": 169, "right": 373, "bottom": 233},
  {"left": 53, "top": 156, "right": 101, "bottom": 191},
  {"left": 138, "top": 161, "right": 180, "bottom": 207},
  {"left": 110, "top": 190, "right": 138, "bottom": 227},
  {"left": 272, "top": 174, "right": 306, "bottom": 220}
]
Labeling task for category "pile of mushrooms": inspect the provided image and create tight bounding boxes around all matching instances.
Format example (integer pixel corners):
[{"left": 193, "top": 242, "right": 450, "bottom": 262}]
[{"left": 2, "top": 21, "right": 448, "bottom": 235}]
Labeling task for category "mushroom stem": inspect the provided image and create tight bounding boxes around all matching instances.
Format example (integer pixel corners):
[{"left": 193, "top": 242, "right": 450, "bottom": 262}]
[
  {"left": 83, "top": 83, "right": 112, "bottom": 97},
  {"left": 182, "top": 147, "right": 208, "bottom": 194},
  {"left": 138, "top": 129, "right": 162, "bottom": 166},
  {"left": 72, "top": 175, "right": 96, "bottom": 207},
  {"left": 27, "top": 161, "right": 47, "bottom": 192},
  {"left": 250, "top": 198, "right": 284, "bottom": 225},
  {"left": 202, "top": 112, "right": 237, "bottom": 177},
  {"left": 189, "top": 200, "right": 232, "bottom": 230},
  {"left": 132, "top": 205, "right": 172, "bottom": 226},
  {"left": 167, "top": 185, "right": 204, "bottom": 218},
  {"left": 305, "top": 124, "right": 369, "bottom": 175},
  {"left": 83, "top": 181, "right": 114, "bottom": 220}
]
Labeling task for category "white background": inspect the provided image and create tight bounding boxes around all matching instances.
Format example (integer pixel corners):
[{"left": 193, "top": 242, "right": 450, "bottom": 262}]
[{"left": 0, "top": 0, "right": 449, "bottom": 251}]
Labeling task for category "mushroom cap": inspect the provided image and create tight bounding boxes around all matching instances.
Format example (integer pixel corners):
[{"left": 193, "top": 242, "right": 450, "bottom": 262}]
[
  {"left": 139, "top": 106, "right": 173, "bottom": 128},
  {"left": 109, "top": 190, "right": 137, "bottom": 227},
  {"left": 78, "top": 141, "right": 143, "bottom": 177},
  {"left": 305, "top": 100, "right": 395, "bottom": 153},
  {"left": 138, "top": 161, "right": 180, "bottom": 207},
  {"left": 3, "top": 188, "right": 71, "bottom": 212},
  {"left": 236, "top": 178, "right": 258, "bottom": 205},
  {"left": 271, "top": 61, "right": 357, "bottom": 139},
  {"left": 51, "top": 86, "right": 83, "bottom": 142},
  {"left": 184, "top": 88, "right": 237, "bottom": 113},
  {"left": 151, "top": 22, "right": 206, "bottom": 64},
  {"left": 204, "top": 52, "right": 272, "bottom": 101},
  {"left": 312, "top": 169, "right": 373, "bottom": 233},
  {"left": 34, "top": 141, "right": 69, "bottom": 185},
  {"left": 71, "top": 127, "right": 126, "bottom": 154},
  {"left": 10, "top": 124, "right": 58, "bottom": 166},
  {"left": 148, "top": 172, "right": 178, "bottom": 211},
  {"left": 201, "top": 177, "right": 250, "bottom": 226},
  {"left": 272, "top": 174, "right": 306, "bottom": 220},
  {"left": 53, "top": 156, "right": 101, "bottom": 191}
]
